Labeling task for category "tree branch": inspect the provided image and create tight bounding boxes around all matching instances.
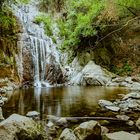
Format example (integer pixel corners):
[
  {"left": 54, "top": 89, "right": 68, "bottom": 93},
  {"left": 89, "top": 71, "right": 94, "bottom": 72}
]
[{"left": 95, "top": 16, "right": 140, "bottom": 46}]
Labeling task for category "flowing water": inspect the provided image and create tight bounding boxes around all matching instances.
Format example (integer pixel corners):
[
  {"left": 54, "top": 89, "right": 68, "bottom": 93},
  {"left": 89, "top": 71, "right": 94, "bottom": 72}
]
[
  {"left": 3, "top": 86, "right": 129, "bottom": 119},
  {"left": 12, "top": 0, "right": 60, "bottom": 87}
]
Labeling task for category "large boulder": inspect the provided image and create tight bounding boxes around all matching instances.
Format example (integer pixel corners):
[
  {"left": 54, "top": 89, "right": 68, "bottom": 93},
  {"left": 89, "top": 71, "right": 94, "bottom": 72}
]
[
  {"left": 70, "top": 61, "right": 113, "bottom": 86},
  {"left": 102, "top": 131, "right": 139, "bottom": 140},
  {"left": 0, "top": 114, "right": 48, "bottom": 140},
  {"left": 74, "top": 120, "right": 101, "bottom": 140},
  {"left": 59, "top": 128, "right": 78, "bottom": 140}
]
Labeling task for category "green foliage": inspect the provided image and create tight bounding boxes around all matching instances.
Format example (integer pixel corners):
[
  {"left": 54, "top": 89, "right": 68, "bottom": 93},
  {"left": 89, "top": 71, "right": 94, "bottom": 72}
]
[
  {"left": 116, "top": 0, "right": 140, "bottom": 16},
  {"left": 38, "top": 0, "right": 66, "bottom": 13},
  {"left": 57, "top": 0, "right": 105, "bottom": 51},
  {"left": 34, "top": 14, "right": 53, "bottom": 36},
  {"left": 16, "top": 0, "right": 30, "bottom": 4},
  {"left": 111, "top": 63, "right": 132, "bottom": 76},
  {"left": 0, "top": 6, "right": 17, "bottom": 33}
]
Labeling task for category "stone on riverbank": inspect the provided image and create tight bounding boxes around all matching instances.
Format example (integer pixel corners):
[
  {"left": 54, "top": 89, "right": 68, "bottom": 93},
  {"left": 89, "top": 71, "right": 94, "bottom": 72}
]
[
  {"left": 98, "top": 100, "right": 113, "bottom": 107},
  {"left": 105, "top": 106, "right": 120, "bottom": 112},
  {"left": 0, "top": 114, "right": 48, "bottom": 140},
  {"left": 102, "top": 131, "right": 139, "bottom": 140},
  {"left": 70, "top": 61, "right": 113, "bottom": 86},
  {"left": 116, "top": 115, "right": 130, "bottom": 121},
  {"left": 123, "top": 92, "right": 140, "bottom": 100},
  {"left": 0, "top": 100, "right": 4, "bottom": 107},
  {"left": 26, "top": 111, "right": 40, "bottom": 120},
  {"left": 74, "top": 120, "right": 101, "bottom": 140},
  {"left": 99, "top": 100, "right": 120, "bottom": 112},
  {"left": 59, "top": 128, "right": 78, "bottom": 140},
  {"left": 136, "top": 118, "right": 140, "bottom": 130},
  {"left": 0, "top": 107, "right": 4, "bottom": 121}
]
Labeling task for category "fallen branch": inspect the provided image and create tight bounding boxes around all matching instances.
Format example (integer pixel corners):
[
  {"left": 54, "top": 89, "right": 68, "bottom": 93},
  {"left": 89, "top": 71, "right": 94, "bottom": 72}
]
[{"left": 47, "top": 116, "right": 127, "bottom": 122}]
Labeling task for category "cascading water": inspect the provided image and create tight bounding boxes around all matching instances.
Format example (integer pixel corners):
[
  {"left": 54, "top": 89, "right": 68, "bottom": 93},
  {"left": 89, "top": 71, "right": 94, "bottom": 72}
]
[{"left": 12, "top": 0, "right": 60, "bottom": 87}]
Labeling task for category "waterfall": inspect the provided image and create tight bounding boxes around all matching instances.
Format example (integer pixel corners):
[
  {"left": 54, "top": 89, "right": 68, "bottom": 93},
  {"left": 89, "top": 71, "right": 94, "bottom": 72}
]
[{"left": 12, "top": 1, "right": 60, "bottom": 87}]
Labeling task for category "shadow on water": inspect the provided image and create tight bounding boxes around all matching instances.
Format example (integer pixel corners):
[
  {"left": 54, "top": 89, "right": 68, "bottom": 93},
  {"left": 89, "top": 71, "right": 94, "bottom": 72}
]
[{"left": 3, "top": 86, "right": 129, "bottom": 119}]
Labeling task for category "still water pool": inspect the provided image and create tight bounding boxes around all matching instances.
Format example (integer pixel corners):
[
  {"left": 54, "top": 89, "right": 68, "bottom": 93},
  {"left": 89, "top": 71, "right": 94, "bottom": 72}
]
[{"left": 3, "top": 86, "right": 129, "bottom": 119}]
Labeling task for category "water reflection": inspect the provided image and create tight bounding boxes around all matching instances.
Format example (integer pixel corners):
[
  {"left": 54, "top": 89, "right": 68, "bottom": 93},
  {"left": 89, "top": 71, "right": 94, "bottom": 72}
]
[{"left": 3, "top": 86, "right": 129, "bottom": 119}]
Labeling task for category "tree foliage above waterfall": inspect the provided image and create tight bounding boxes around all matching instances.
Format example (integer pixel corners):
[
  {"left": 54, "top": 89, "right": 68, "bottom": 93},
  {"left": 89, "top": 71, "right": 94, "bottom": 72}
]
[
  {"left": 57, "top": 0, "right": 140, "bottom": 51},
  {"left": 37, "top": 0, "right": 140, "bottom": 75},
  {"left": 38, "top": 0, "right": 140, "bottom": 52}
]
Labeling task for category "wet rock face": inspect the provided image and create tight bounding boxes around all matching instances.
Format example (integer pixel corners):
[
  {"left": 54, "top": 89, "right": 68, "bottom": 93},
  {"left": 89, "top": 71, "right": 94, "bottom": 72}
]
[
  {"left": 70, "top": 61, "right": 113, "bottom": 86},
  {"left": 22, "top": 47, "right": 34, "bottom": 82},
  {"left": 46, "top": 63, "right": 65, "bottom": 85},
  {"left": 45, "top": 53, "right": 65, "bottom": 85},
  {"left": 0, "top": 114, "right": 48, "bottom": 140}
]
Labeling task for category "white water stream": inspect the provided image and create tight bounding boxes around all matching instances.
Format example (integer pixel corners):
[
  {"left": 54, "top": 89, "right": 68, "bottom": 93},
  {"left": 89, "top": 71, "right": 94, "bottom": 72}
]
[{"left": 12, "top": 1, "right": 60, "bottom": 87}]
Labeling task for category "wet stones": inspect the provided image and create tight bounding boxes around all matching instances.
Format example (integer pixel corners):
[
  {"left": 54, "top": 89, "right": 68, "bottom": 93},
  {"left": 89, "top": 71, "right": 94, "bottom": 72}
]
[
  {"left": 116, "top": 115, "right": 130, "bottom": 121},
  {"left": 74, "top": 120, "right": 101, "bottom": 140},
  {"left": 0, "top": 114, "right": 48, "bottom": 140},
  {"left": 0, "top": 107, "right": 4, "bottom": 121},
  {"left": 123, "top": 92, "right": 140, "bottom": 100},
  {"left": 105, "top": 106, "right": 120, "bottom": 112},
  {"left": 0, "top": 95, "right": 8, "bottom": 107},
  {"left": 59, "top": 120, "right": 101, "bottom": 140},
  {"left": 26, "top": 111, "right": 40, "bottom": 120},
  {"left": 98, "top": 100, "right": 120, "bottom": 112},
  {"left": 99, "top": 100, "right": 113, "bottom": 107},
  {"left": 0, "top": 95, "right": 7, "bottom": 121},
  {"left": 102, "top": 131, "right": 139, "bottom": 140},
  {"left": 0, "top": 100, "right": 4, "bottom": 107},
  {"left": 99, "top": 91, "right": 140, "bottom": 112},
  {"left": 136, "top": 118, "right": 140, "bottom": 130},
  {"left": 59, "top": 128, "right": 78, "bottom": 140}
]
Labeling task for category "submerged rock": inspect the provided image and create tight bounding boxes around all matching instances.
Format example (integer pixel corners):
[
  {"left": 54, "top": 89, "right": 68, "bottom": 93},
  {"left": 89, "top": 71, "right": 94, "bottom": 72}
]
[
  {"left": 74, "top": 120, "right": 101, "bottom": 140},
  {"left": 0, "top": 114, "right": 48, "bottom": 140},
  {"left": 102, "top": 131, "right": 139, "bottom": 140},
  {"left": 59, "top": 128, "right": 78, "bottom": 140}
]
